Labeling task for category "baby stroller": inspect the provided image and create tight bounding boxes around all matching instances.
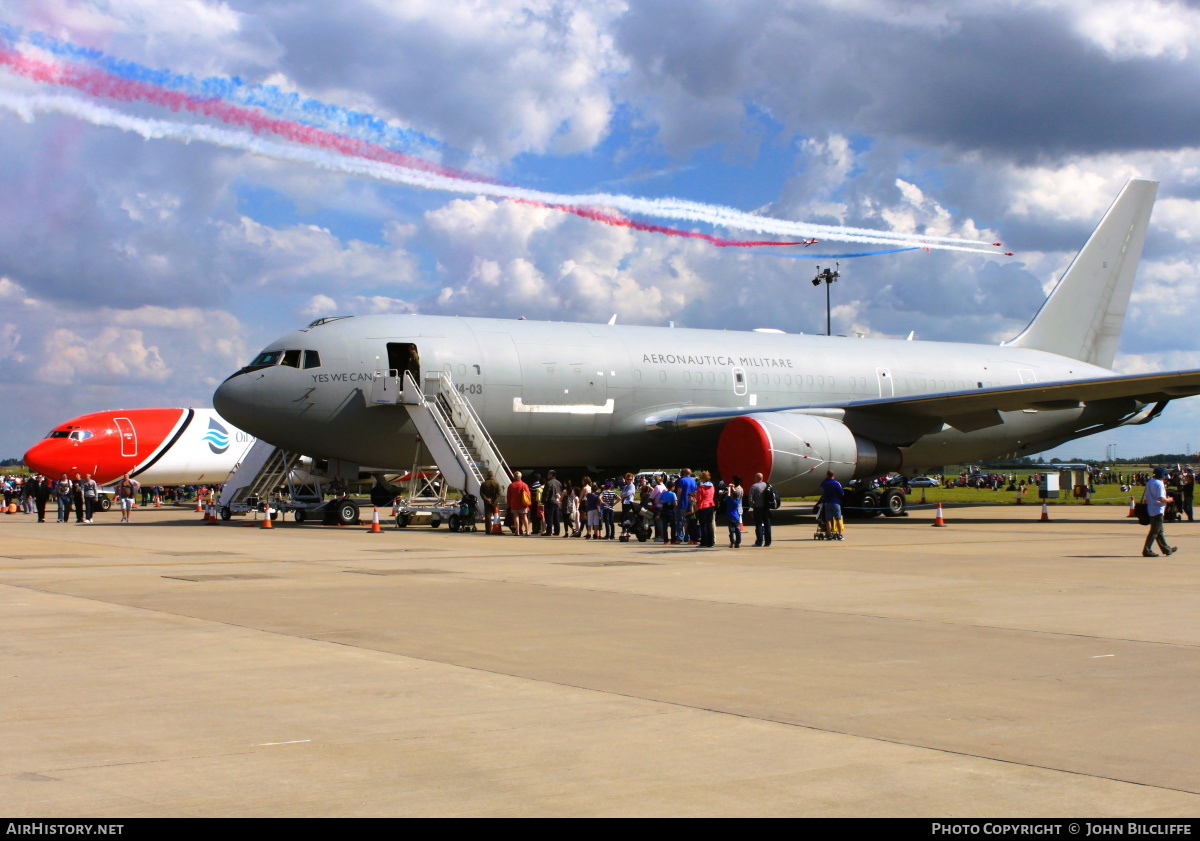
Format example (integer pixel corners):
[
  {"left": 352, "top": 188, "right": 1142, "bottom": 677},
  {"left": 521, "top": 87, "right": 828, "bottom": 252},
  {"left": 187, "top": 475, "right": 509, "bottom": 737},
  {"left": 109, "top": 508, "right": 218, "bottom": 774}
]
[
  {"left": 812, "top": 501, "right": 835, "bottom": 541},
  {"left": 620, "top": 504, "right": 654, "bottom": 542},
  {"left": 450, "top": 493, "right": 478, "bottom": 532}
]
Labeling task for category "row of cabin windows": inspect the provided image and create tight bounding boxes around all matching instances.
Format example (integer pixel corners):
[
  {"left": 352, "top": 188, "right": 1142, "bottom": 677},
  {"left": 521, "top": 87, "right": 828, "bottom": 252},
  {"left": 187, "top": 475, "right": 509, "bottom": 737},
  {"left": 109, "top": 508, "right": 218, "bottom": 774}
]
[
  {"left": 651, "top": 370, "right": 866, "bottom": 389},
  {"left": 250, "top": 349, "right": 322, "bottom": 369},
  {"left": 638, "top": 372, "right": 1006, "bottom": 392}
]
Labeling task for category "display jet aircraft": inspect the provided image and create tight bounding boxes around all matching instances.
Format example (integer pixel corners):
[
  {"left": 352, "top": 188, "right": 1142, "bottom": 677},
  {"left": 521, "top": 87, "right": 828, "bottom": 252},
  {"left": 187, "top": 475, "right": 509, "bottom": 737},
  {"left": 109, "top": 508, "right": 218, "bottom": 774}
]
[
  {"left": 213, "top": 179, "right": 1200, "bottom": 496},
  {"left": 24, "top": 408, "right": 256, "bottom": 485}
]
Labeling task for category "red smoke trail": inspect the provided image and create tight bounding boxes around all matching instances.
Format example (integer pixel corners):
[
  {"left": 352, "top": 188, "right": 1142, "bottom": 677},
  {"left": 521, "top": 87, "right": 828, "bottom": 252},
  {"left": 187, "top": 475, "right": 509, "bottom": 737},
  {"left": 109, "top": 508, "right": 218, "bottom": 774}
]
[
  {"left": 550, "top": 202, "right": 815, "bottom": 247},
  {"left": 0, "top": 47, "right": 817, "bottom": 249}
]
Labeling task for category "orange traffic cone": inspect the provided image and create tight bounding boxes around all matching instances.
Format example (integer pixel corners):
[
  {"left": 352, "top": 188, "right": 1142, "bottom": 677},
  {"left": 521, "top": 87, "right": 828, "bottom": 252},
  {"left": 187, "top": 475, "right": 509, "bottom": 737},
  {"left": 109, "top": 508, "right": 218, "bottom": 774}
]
[
  {"left": 739, "top": 519, "right": 745, "bottom": 533},
  {"left": 932, "top": 503, "right": 946, "bottom": 527},
  {"left": 1040, "top": 502, "right": 1050, "bottom": 522},
  {"left": 1084, "top": 488, "right": 1091, "bottom": 505},
  {"left": 260, "top": 504, "right": 274, "bottom": 529},
  {"left": 920, "top": 488, "right": 928, "bottom": 506},
  {"left": 390, "top": 497, "right": 400, "bottom": 518},
  {"left": 1127, "top": 497, "right": 1137, "bottom": 518},
  {"left": 367, "top": 506, "right": 383, "bottom": 534},
  {"left": 491, "top": 511, "right": 503, "bottom": 534},
  {"left": 194, "top": 497, "right": 203, "bottom": 513}
]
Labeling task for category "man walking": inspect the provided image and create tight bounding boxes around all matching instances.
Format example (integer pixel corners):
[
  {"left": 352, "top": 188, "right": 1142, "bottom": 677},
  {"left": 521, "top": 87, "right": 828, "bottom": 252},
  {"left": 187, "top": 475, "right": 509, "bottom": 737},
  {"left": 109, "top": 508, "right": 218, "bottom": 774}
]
[
  {"left": 71, "top": 472, "right": 86, "bottom": 523},
  {"left": 80, "top": 473, "right": 100, "bottom": 523},
  {"left": 116, "top": 473, "right": 140, "bottom": 523},
  {"left": 55, "top": 473, "right": 73, "bottom": 523},
  {"left": 749, "top": 472, "right": 772, "bottom": 547},
  {"left": 1142, "top": 466, "right": 1177, "bottom": 557}
]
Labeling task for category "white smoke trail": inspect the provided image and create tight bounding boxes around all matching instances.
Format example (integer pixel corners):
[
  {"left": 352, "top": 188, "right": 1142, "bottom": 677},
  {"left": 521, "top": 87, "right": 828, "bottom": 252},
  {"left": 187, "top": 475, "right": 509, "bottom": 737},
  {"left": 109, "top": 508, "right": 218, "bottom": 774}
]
[{"left": 0, "top": 91, "right": 1002, "bottom": 254}]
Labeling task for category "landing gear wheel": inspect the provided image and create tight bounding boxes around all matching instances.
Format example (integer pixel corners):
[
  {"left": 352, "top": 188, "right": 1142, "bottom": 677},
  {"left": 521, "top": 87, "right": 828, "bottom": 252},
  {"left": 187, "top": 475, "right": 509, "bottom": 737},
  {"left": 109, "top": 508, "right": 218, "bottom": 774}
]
[
  {"left": 859, "top": 493, "right": 881, "bottom": 518},
  {"left": 336, "top": 501, "right": 360, "bottom": 526},
  {"left": 882, "top": 489, "right": 907, "bottom": 517}
]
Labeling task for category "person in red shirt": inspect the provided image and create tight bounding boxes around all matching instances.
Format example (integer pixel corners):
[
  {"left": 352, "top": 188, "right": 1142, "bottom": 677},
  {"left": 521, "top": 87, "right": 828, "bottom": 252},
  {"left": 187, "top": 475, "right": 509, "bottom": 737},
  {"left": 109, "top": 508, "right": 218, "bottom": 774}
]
[{"left": 506, "top": 470, "right": 532, "bottom": 536}]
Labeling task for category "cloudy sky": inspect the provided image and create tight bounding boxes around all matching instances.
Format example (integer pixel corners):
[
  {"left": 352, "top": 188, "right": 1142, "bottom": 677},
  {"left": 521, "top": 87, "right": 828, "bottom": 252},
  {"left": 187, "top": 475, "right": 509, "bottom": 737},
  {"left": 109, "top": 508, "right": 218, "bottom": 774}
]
[{"left": 2, "top": 0, "right": 1199, "bottom": 463}]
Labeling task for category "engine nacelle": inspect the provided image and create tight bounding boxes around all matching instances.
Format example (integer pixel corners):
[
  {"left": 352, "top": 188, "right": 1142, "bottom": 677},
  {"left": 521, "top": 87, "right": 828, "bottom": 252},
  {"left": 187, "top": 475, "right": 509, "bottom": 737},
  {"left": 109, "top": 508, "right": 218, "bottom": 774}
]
[{"left": 717, "top": 413, "right": 902, "bottom": 497}]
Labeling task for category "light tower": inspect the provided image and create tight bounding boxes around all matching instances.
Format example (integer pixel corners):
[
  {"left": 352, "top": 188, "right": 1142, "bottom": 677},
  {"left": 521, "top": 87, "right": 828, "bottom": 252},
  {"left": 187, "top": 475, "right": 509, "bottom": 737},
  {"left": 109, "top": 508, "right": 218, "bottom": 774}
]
[{"left": 811, "top": 263, "right": 840, "bottom": 336}]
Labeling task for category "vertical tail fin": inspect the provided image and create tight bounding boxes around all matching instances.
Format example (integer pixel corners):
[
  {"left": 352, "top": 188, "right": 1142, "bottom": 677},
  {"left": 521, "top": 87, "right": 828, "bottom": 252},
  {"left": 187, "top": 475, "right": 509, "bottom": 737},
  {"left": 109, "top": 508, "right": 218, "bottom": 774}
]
[{"left": 1005, "top": 179, "right": 1157, "bottom": 368}]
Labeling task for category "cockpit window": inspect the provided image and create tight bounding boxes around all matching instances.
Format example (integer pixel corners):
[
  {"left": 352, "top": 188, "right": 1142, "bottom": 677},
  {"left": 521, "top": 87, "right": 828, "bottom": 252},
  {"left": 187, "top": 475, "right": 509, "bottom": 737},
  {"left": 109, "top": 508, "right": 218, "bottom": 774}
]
[
  {"left": 281, "top": 349, "right": 302, "bottom": 369},
  {"left": 303, "top": 350, "right": 322, "bottom": 369},
  {"left": 48, "top": 430, "right": 70, "bottom": 439},
  {"left": 250, "top": 350, "right": 284, "bottom": 367},
  {"left": 69, "top": 430, "right": 93, "bottom": 442}
]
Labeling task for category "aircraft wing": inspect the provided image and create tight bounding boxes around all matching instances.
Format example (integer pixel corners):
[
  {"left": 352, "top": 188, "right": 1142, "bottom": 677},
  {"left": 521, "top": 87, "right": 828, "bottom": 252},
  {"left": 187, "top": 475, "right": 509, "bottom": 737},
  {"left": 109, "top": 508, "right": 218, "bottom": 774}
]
[{"left": 652, "top": 369, "right": 1200, "bottom": 445}]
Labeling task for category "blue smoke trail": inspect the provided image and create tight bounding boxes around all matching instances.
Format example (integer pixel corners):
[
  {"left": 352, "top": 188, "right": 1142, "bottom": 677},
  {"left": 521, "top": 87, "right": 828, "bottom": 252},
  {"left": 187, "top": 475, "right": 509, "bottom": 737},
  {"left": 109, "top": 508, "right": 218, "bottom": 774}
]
[{"left": 0, "top": 23, "right": 441, "bottom": 155}]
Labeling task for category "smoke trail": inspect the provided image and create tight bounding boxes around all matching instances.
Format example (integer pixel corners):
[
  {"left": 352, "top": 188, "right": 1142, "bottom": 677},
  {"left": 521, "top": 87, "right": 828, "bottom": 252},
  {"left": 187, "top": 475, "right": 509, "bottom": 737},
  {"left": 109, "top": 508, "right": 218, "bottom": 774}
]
[
  {"left": 0, "top": 90, "right": 1006, "bottom": 254},
  {"left": 0, "top": 45, "right": 494, "bottom": 185},
  {"left": 0, "top": 23, "right": 441, "bottom": 156},
  {"left": 0, "top": 46, "right": 1005, "bottom": 251},
  {"left": 751, "top": 247, "right": 920, "bottom": 259},
  {"left": 0, "top": 29, "right": 1007, "bottom": 251}
]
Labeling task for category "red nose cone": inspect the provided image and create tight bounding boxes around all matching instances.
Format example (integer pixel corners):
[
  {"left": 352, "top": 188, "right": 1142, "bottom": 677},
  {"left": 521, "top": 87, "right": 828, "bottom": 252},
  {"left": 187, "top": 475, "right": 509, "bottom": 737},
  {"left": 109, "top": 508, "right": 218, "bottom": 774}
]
[
  {"left": 22, "top": 440, "right": 69, "bottom": 478},
  {"left": 22, "top": 409, "right": 185, "bottom": 484}
]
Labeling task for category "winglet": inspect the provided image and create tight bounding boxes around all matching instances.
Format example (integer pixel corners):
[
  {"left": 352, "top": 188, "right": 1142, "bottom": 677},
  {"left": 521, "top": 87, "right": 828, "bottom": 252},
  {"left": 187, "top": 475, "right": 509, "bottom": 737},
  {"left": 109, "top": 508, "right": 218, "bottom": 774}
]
[{"left": 1004, "top": 179, "right": 1157, "bottom": 369}]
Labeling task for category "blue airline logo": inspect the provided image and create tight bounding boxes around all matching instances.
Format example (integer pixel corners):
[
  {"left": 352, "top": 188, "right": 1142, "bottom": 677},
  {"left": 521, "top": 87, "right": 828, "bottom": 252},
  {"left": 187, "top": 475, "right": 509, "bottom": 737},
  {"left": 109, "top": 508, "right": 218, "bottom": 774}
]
[{"left": 203, "top": 419, "right": 230, "bottom": 455}]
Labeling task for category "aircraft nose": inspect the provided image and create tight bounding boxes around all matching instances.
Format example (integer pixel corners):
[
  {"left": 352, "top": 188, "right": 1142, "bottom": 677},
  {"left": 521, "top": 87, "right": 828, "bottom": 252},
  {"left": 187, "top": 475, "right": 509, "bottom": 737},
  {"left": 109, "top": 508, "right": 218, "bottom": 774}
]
[
  {"left": 23, "top": 439, "right": 61, "bottom": 477},
  {"left": 213, "top": 373, "right": 261, "bottom": 436}
]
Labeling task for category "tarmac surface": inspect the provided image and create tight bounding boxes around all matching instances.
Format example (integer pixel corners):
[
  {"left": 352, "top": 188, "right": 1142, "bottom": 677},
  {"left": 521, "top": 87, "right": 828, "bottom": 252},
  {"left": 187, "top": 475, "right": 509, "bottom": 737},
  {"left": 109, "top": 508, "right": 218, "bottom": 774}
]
[{"left": 1, "top": 501, "right": 1198, "bottom": 817}]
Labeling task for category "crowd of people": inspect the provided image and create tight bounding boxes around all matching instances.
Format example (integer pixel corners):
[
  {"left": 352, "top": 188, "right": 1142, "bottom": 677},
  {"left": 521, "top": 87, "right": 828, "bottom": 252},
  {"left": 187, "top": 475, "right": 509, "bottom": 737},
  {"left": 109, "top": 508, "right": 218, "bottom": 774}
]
[
  {"left": 473, "top": 468, "right": 783, "bottom": 548},
  {"left": 0, "top": 473, "right": 223, "bottom": 524}
]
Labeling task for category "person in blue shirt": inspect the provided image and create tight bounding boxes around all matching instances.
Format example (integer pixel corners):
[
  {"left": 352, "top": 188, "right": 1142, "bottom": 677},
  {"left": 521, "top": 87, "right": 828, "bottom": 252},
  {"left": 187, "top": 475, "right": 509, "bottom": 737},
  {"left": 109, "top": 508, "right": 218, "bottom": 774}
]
[
  {"left": 1142, "top": 466, "right": 1177, "bottom": 557},
  {"left": 657, "top": 482, "right": 678, "bottom": 544},
  {"left": 820, "top": 470, "right": 845, "bottom": 541},
  {"left": 675, "top": 468, "right": 698, "bottom": 543}
]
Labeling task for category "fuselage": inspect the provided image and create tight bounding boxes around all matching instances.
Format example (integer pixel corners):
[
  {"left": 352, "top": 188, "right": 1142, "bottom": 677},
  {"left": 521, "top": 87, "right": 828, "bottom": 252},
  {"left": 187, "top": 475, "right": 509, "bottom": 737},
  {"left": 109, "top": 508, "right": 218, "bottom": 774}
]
[
  {"left": 213, "top": 314, "right": 1121, "bottom": 477},
  {"left": 24, "top": 408, "right": 256, "bottom": 486}
]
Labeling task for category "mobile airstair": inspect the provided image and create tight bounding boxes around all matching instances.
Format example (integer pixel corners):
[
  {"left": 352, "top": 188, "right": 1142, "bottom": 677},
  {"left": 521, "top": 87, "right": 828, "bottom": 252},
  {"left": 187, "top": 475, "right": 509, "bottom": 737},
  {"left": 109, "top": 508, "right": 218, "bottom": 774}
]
[
  {"left": 371, "top": 369, "right": 512, "bottom": 504},
  {"left": 216, "top": 440, "right": 300, "bottom": 520}
]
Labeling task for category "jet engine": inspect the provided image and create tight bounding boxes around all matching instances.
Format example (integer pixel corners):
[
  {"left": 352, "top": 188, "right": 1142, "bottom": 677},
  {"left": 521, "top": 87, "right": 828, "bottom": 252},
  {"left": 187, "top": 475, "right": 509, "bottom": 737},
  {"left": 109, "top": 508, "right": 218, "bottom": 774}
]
[{"left": 717, "top": 413, "right": 902, "bottom": 497}]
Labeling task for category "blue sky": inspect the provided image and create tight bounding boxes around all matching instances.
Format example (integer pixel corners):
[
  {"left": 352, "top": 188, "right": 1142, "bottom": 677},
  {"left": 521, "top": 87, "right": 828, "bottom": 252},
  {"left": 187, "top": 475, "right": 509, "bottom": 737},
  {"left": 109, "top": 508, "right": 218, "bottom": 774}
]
[{"left": 1, "top": 0, "right": 1199, "bottom": 464}]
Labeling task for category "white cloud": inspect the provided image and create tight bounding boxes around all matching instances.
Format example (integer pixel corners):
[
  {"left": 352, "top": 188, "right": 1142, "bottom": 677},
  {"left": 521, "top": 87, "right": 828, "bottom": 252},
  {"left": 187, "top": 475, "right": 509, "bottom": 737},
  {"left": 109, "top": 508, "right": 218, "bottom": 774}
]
[{"left": 1067, "top": 0, "right": 1200, "bottom": 60}]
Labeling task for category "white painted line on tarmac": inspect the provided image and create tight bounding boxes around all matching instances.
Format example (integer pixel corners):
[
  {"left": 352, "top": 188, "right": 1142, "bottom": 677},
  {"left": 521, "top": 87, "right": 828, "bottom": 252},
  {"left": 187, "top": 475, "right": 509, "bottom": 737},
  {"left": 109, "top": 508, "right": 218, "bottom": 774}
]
[
  {"left": 253, "top": 739, "right": 312, "bottom": 746},
  {"left": 1091, "top": 654, "right": 1115, "bottom": 658}
]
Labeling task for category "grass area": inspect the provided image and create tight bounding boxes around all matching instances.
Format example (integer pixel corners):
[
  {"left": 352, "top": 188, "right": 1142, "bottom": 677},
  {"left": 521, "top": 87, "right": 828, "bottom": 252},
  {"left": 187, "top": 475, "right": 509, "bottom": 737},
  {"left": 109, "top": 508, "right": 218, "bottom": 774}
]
[{"left": 788, "top": 485, "right": 1133, "bottom": 507}]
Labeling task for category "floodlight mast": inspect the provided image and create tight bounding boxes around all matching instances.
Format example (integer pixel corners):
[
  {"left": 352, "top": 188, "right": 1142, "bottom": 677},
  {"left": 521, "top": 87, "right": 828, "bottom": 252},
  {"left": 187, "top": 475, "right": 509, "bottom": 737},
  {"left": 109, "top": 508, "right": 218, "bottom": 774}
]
[{"left": 811, "top": 262, "right": 840, "bottom": 336}]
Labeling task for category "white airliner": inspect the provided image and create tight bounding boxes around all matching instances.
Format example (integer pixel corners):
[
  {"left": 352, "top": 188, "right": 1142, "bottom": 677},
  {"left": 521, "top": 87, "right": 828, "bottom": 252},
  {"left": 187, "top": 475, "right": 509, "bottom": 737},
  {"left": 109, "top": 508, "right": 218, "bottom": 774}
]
[
  {"left": 24, "top": 408, "right": 256, "bottom": 486},
  {"left": 212, "top": 179, "right": 1200, "bottom": 496}
]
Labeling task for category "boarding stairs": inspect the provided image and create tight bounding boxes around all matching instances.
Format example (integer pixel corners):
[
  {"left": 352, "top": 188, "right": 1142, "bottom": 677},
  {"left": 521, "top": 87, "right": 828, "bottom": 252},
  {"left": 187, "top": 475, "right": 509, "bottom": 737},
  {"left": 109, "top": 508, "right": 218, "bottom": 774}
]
[
  {"left": 371, "top": 369, "right": 511, "bottom": 502},
  {"left": 217, "top": 439, "right": 300, "bottom": 510}
]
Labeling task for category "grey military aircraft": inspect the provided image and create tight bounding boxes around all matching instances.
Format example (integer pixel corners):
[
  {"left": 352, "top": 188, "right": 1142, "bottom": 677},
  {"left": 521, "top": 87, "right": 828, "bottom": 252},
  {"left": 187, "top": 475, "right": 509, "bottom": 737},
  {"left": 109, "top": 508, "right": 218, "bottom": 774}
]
[{"left": 214, "top": 179, "right": 1200, "bottom": 497}]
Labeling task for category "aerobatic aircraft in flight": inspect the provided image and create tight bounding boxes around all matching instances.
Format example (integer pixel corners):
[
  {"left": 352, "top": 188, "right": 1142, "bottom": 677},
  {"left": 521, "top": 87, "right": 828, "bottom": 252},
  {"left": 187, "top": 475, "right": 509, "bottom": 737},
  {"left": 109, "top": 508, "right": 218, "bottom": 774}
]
[{"left": 212, "top": 180, "right": 1200, "bottom": 496}]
